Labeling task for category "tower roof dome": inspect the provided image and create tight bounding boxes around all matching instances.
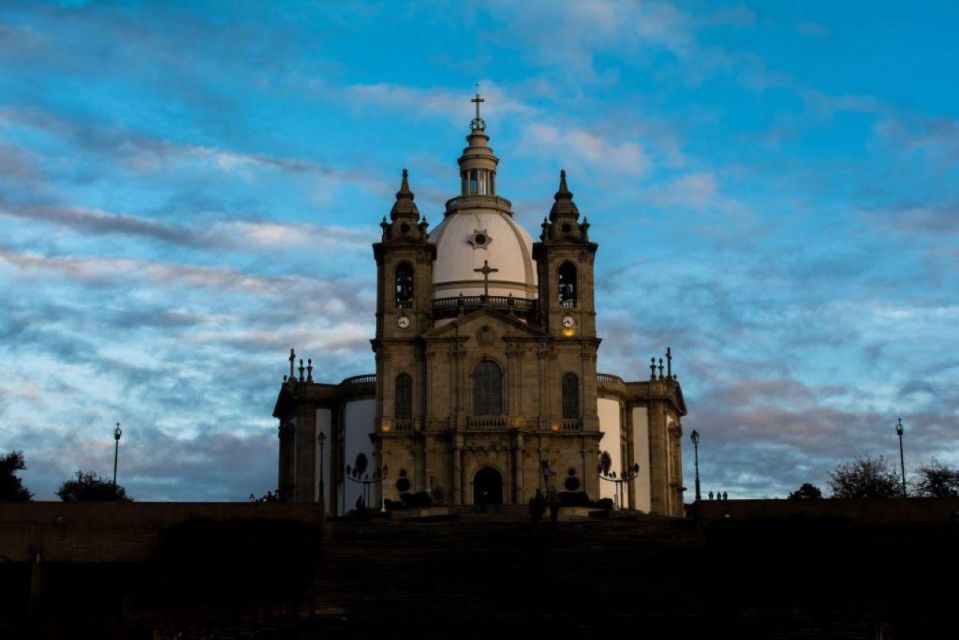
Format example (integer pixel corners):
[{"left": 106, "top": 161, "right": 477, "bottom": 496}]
[{"left": 429, "top": 205, "right": 537, "bottom": 300}]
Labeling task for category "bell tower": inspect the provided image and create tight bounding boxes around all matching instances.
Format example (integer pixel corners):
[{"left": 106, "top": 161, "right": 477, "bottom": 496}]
[
  {"left": 533, "top": 170, "right": 599, "bottom": 338},
  {"left": 372, "top": 170, "right": 434, "bottom": 436},
  {"left": 532, "top": 169, "right": 602, "bottom": 435},
  {"left": 373, "top": 169, "right": 434, "bottom": 339}
]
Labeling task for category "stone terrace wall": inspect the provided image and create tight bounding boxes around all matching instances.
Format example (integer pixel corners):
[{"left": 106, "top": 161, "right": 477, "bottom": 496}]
[
  {"left": 690, "top": 497, "right": 959, "bottom": 528},
  {"left": 0, "top": 502, "right": 325, "bottom": 563}
]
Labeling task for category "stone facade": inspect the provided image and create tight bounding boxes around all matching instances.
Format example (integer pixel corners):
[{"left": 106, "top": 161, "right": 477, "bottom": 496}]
[{"left": 274, "top": 101, "right": 687, "bottom": 516}]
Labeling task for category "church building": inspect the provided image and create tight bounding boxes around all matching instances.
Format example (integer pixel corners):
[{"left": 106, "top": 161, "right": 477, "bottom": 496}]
[{"left": 273, "top": 95, "right": 687, "bottom": 517}]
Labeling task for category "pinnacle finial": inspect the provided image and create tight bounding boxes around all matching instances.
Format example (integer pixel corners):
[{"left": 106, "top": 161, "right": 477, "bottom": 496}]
[
  {"left": 549, "top": 169, "right": 579, "bottom": 221},
  {"left": 390, "top": 168, "right": 419, "bottom": 221},
  {"left": 397, "top": 168, "right": 413, "bottom": 197},
  {"left": 556, "top": 169, "right": 571, "bottom": 198}
]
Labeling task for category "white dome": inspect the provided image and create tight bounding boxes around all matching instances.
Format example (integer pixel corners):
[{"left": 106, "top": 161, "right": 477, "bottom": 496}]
[{"left": 430, "top": 201, "right": 538, "bottom": 300}]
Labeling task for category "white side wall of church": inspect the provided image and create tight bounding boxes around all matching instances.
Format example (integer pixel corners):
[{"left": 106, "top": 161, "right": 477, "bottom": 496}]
[
  {"left": 597, "top": 398, "right": 623, "bottom": 507},
  {"left": 342, "top": 399, "right": 375, "bottom": 516},
  {"left": 314, "top": 408, "right": 332, "bottom": 513},
  {"left": 631, "top": 406, "right": 652, "bottom": 513}
]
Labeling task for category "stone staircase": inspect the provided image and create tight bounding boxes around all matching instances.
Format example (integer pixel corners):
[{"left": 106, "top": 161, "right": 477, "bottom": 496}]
[
  {"left": 157, "top": 511, "right": 892, "bottom": 639},
  {"left": 158, "top": 511, "right": 705, "bottom": 638}
]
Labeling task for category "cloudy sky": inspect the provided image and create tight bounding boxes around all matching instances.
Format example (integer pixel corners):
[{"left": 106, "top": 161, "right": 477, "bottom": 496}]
[{"left": 1, "top": 1, "right": 956, "bottom": 501}]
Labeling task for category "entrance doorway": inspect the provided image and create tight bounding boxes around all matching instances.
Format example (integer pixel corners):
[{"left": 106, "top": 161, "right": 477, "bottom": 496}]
[{"left": 472, "top": 466, "right": 504, "bottom": 505}]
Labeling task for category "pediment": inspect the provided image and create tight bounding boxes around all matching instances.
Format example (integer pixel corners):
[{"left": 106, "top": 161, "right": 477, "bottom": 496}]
[{"left": 421, "top": 307, "right": 547, "bottom": 340}]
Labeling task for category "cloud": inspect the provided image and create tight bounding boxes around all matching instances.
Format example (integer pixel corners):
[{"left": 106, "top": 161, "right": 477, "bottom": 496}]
[
  {"left": 521, "top": 123, "right": 651, "bottom": 177},
  {"left": 486, "top": 0, "right": 695, "bottom": 77},
  {"left": 343, "top": 81, "right": 535, "bottom": 125},
  {"left": 645, "top": 172, "right": 719, "bottom": 209},
  {"left": 0, "top": 248, "right": 377, "bottom": 307},
  {"left": 220, "top": 220, "right": 375, "bottom": 252},
  {"left": 16, "top": 424, "right": 278, "bottom": 502},
  {"left": 0, "top": 105, "right": 376, "bottom": 190},
  {"left": 875, "top": 116, "right": 959, "bottom": 165},
  {"left": 1, "top": 1, "right": 957, "bottom": 505},
  {"left": 0, "top": 203, "right": 204, "bottom": 246},
  {"left": 0, "top": 200, "right": 378, "bottom": 256},
  {"left": 866, "top": 202, "right": 959, "bottom": 236},
  {"left": 796, "top": 21, "right": 829, "bottom": 38}
]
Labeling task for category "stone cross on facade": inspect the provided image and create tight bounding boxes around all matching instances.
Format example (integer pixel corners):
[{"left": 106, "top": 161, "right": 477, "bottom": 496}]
[{"left": 474, "top": 260, "right": 498, "bottom": 299}]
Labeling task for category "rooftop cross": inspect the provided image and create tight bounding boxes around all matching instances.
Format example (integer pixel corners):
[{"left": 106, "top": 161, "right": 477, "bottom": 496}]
[
  {"left": 473, "top": 259, "right": 498, "bottom": 299},
  {"left": 470, "top": 84, "right": 486, "bottom": 131}
]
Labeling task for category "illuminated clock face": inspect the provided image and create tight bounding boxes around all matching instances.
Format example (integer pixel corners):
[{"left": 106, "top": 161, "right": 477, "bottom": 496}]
[
  {"left": 397, "top": 315, "right": 411, "bottom": 329},
  {"left": 562, "top": 315, "right": 576, "bottom": 329}
]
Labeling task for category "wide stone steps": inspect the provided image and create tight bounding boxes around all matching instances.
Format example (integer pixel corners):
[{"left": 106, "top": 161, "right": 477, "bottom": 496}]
[
  {"left": 157, "top": 513, "right": 880, "bottom": 639},
  {"left": 310, "top": 515, "right": 703, "bottom": 621}
]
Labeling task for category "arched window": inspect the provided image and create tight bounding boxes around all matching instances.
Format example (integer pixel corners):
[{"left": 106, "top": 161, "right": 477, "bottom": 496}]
[
  {"left": 395, "top": 374, "right": 412, "bottom": 420},
  {"left": 558, "top": 262, "right": 577, "bottom": 308},
  {"left": 395, "top": 262, "right": 413, "bottom": 307},
  {"left": 562, "top": 373, "right": 579, "bottom": 419},
  {"left": 469, "top": 169, "right": 478, "bottom": 194},
  {"left": 473, "top": 360, "right": 503, "bottom": 416}
]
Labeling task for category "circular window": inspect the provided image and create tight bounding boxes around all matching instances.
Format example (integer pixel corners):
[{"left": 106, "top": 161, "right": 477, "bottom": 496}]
[
  {"left": 400, "top": 223, "right": 411, "bottom": 234},
  {"left": 564, "top": 477, "right": 581, "bottom": 491},
  {"left": 470, "top": 230, "right": 492, "bottom": 249},
  {"left": 562, "top": 223, "right": 572, "bottom": 233},
  {"left": 395, "top": 478, "right": 412, "bottom": 493},
  {"left": 567, "top": 468, "right": 577, "bottom": 477}
]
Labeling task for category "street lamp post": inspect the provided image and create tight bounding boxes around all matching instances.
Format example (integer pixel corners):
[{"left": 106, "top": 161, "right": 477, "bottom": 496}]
[
  {"left": 597, "top": 451, "right": 642, "bottom": 510},
  {"left": 317, "top": 432, "right": 326, "bottom": 509},
  {"left": 112, "top": 422, "right": 123, "bottom": 486},
  {"left": 690, "top": 430, "right": 701, "bottom": 502},
  {"left": 345, "top": 463, "right": 389, "bottom": 512},
  {"left": 895, "top": 417, "right": 906, "bottom": 498}
]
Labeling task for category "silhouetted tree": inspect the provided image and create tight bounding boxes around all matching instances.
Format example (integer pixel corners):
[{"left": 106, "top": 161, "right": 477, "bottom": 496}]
[
  {"left": 788, "top": 482, "right": 823, "bottom": 500},
  {"left": 0, "top": 451, "right": 33, "bottom": 501},
  {"left": 56, "top": 470, "right": 132, "bottom": 502},
  {"left": 914, "top": 460, "right": 959, "bottom": 498},
  {"left": 828, "top": 456, "right": 900, "bottom": 499}
]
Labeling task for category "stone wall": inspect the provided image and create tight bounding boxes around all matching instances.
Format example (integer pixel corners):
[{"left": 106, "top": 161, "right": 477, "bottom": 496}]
[
  {"left": 690, "top": 497, "right": 959, "bottom": 529},
  {"left": 0, "top": 501, "right": 325, "bottom": 563}
]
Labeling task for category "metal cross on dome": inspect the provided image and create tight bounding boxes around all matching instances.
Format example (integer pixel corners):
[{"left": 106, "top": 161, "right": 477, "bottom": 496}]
[
  {"left": 470, "top": 84, "right": 486, "bottom": 131},
  {"left": 474, "top": 259, "right": 498, "bottom": 299}
]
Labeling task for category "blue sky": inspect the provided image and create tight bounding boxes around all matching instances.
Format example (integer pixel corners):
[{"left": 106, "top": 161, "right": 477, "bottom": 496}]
[{"left": 1, "top": 1, "right": 957, "bottom": 500}]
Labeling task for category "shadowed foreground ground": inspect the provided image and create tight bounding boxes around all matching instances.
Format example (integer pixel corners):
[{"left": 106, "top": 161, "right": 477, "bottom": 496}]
[{"left": 2, "top": 505, "right": 957, "bottom": 639}]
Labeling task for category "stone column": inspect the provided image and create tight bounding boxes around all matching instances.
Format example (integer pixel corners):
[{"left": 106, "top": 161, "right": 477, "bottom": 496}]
[
  {"left": 294, "top": 403, "right": 317, "bottom": 502},
  {"left": 537, "top": 344, "right": 549, "bottom": 430},
  {"left": 647, "top": 395, "right": 667, "bottom": 515},
  {"left": 512, "top": 430, "right": 525, "bottom": 503},
  {"left": 452, "top": 432, "right": 463, "bottom": 504},
  {"left": 623, "top": 403, "right": 634, "bottom": 510},
  {"left": 452, "top": 343, "right": 467, "bottom": 428}
]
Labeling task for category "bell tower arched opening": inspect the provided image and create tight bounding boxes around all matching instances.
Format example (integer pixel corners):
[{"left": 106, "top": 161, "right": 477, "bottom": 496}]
[
  {"left": 558, "top": 261, "right": 577, "bottom": 308},
  {"left": 395, "top": 262, "right": 414, "bottom": 308}
]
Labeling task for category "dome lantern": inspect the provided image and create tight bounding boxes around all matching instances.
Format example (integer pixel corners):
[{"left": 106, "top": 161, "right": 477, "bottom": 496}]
[
  {"left": 457, "top": 87, "right": 499, "bottom": 199},
  {"left": 429, "top": 91, "right": 537, "bottom": 315}
]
